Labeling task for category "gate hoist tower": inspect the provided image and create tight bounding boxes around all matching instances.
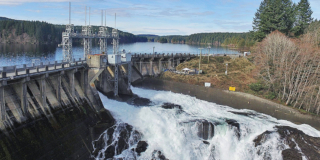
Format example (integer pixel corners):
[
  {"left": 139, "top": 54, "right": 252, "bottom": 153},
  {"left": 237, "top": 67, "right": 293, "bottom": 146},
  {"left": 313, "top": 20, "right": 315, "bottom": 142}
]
[
  {"left": 108, "top": 27, "right": 132, "bottom": 96},
  {"left": 60, "top": 4, "right": 132, "bottom": 97},
  {"left": 59, "top": 5, "right": 109, "bottom": 62}
]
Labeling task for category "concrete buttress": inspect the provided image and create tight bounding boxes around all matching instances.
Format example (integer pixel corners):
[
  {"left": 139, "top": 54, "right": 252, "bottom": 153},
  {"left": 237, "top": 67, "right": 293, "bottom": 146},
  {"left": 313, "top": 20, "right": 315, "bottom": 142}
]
[
  {"left": 149, "top": 60, "right": 153, "bottom": 76},
  {"left": 21, "top": 77, "right": 30, "bottom": 117},
  {"left": 68, "top": 69, "right": 76, "bottom": 97},
  {"left": 57, "top": 71, "right": 63, "bottom": 107},
  {"left": 40, "top": 74, "right": 48, "bottom": 115},
  {"left": 81, "top": 69, "right": 88, "bottom": 95},
  {"left": 0, "top": 81, "right": 6, "bottom": 121}
]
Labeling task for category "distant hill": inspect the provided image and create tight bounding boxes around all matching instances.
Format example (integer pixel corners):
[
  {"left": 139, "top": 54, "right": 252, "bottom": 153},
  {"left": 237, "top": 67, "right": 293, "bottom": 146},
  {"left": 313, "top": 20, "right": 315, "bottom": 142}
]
[{"left": 0, "top": 17, "right": 13, "bottom": 21}]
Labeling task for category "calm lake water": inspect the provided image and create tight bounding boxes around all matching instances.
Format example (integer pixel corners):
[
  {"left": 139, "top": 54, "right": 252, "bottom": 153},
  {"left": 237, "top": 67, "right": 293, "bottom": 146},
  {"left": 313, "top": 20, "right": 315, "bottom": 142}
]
[{"left": 0, "top": 42, "right": 239, "bottom": 67}]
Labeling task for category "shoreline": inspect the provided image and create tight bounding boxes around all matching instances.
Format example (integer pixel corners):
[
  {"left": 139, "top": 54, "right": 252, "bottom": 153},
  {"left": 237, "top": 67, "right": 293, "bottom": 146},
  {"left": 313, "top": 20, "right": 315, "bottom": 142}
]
[{"left": 133, "top": 78, "right": 320, "bottom": 131}]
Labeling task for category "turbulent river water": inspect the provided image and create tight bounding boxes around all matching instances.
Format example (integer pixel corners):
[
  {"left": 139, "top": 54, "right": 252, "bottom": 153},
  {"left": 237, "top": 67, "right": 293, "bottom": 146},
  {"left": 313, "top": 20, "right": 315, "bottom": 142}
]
[{"left": 93, "top": 87, "right": 320, "bottom": 160}]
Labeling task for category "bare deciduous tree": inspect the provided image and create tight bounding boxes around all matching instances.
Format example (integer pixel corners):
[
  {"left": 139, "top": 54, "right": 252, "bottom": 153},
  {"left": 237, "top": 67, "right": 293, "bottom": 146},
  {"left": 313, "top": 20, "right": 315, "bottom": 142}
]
[{"left": 255, "top": 30, "right": 320, "bottom": 114}]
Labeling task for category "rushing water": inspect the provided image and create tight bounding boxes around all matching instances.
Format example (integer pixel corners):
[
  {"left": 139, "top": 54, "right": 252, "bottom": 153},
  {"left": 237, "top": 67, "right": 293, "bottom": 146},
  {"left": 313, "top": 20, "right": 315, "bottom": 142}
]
[
  {"left": 94, "top": 87, "right": 320, "bottom": 160},
  {"left": 0, "top": 42, "right": 239, "bottom": 67}
]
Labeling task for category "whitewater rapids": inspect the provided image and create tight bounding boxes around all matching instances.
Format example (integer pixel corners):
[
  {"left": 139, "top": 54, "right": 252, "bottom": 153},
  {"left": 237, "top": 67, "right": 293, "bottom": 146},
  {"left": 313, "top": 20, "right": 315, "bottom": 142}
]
[{"left": 95, "top": 87, "right": 320, "bottom": 160}]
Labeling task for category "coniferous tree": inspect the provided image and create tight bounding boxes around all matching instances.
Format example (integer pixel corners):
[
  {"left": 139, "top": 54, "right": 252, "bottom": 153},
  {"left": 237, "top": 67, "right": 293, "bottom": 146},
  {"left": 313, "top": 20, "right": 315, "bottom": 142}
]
[
  {"left": 252, "top": 0, "right": 267, "bottom": 41},
  {"left": 292, "top": 0, "right": 313, "bottom": 36},
  {"left": 281, "top": 0, "right": 295, "bottom": 34},
  {"left": 252, "top": 0, "right": 284, "bottom": 41},
  {"left": 252, "top": 0, "right": 312, "bottom": 40}
]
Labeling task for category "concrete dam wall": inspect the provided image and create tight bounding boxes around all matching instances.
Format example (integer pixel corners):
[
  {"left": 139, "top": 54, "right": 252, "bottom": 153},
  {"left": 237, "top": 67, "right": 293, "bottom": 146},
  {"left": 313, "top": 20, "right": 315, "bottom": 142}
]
[
  {"left": 0, "top": 61, "right": 116, "bottom": 160},
  {"left": 0, "top": 53, "right": 193, "bottom": 159}
]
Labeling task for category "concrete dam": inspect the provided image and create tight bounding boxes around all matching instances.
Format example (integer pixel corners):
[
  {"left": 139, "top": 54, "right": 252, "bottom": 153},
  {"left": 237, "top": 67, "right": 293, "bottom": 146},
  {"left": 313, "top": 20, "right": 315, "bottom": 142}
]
[
  {"left": 0, "top": 52, "right": 195, "bottom": 159},
  {"left": 0, "top": 4, "right": 196, "bottom": 158}
]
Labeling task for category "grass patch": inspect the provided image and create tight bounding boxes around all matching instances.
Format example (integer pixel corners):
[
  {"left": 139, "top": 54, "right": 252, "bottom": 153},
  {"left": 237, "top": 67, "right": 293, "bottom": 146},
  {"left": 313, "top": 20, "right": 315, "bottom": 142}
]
[{"left": 163, "top": 56, "right": 257, "bottom": 91}]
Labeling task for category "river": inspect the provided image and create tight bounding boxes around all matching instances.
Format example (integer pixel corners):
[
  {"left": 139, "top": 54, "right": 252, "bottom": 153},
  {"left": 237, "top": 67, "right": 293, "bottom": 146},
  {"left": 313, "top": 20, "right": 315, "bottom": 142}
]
[
  {"left": 0, "top": 42, "right": 239, "bottom": 67},
  {"left": 93, "top": 87, "right": 320, "bottom": 160}
]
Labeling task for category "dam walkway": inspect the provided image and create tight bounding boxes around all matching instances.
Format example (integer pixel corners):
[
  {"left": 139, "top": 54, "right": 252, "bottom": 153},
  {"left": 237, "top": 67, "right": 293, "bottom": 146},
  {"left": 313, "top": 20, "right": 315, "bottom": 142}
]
[{"left": 0, "top": 58, "right": 86, "bottom": 80}]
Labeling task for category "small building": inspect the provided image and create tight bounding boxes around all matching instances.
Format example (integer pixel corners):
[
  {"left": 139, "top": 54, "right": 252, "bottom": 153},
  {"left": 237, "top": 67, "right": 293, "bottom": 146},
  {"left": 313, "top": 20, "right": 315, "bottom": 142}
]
[
  {"left": 108, "top": 54, "right": 121, "bottom": 65},
  {"left": 120, "top": 49, "right": 131, "bottom": 63},
  {"left": 182, "top": 68, "right": 191, "bottom": 74},
  {"left": 244, "top": 52, "right": 251, "bottom": 56}
]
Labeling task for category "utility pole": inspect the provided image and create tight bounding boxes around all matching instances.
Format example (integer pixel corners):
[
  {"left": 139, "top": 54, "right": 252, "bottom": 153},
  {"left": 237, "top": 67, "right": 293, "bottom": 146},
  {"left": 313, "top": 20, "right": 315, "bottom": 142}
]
[
  {"left": 198, "top": 48, "right": 203, "bottom": 72},
  {"left": 153, "top": 47, "right": 155, "bottom": 54},
  {"left": 225, "top": 63, "right": 228, "bottom": 75},
  {"left": 207, "top": 45, "right": 211, "bottom": 63},
  {"left": 85, "top": 6, "right": 87, "bottom": 26},
  {"left": 69, "top": 2, "right": 71, "bottom": 25},
  {"left": 101, "top": 10, "right": 103, "bottom": 26}
]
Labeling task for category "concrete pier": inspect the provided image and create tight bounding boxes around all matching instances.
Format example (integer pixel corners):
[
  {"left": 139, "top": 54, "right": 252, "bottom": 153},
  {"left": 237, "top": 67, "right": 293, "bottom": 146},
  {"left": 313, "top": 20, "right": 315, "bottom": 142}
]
[
  {"left": 0, "top": 81, "right": 6, "bottom": 121},
  {"left": 21, "top": 77, "right": 29, "bottom": 117},
  {"left": 132, "top": 53, "right": 195, "bottom": 76}
]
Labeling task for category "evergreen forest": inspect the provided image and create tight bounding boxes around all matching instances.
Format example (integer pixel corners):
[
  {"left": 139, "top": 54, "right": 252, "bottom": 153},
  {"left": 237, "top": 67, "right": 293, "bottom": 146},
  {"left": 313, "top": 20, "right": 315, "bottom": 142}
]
[{"left": 0, "top": 18, "right": 147, "bottom": 44}]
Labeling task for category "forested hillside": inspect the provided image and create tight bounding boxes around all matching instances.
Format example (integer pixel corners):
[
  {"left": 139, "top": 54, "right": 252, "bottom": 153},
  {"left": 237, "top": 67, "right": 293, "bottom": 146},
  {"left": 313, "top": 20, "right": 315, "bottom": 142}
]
[
  {"left": 0, "top": 18, "right": 147, "bottom": 44},
  {"left": 0, "top": 17, "right": 13, "bottom": 21},
  {"left": 146, "top": 32, "right": 253, "bottom": 48}
]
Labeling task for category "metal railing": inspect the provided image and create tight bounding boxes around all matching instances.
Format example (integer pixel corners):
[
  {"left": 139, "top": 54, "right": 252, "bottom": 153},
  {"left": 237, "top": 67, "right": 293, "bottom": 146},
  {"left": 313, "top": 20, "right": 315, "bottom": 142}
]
[
  {"left": 0, "top": 58, "right": 87, "bottom": 79},
  {"left": 131, "top": 53, "right": 197, "bottom": 59}
]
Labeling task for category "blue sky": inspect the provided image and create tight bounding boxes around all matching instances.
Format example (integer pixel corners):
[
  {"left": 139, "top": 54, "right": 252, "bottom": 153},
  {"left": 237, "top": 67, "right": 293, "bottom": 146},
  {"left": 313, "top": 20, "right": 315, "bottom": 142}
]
[{"left": 0, "top": 0, "right": 319, "bottom": 35}]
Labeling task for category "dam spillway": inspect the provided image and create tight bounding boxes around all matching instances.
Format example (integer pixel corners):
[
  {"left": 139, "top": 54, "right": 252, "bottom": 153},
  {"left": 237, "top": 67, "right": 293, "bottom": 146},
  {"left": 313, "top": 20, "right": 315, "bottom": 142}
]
[
  {"left": 0, "top": 58, "right": 117, "bottom": 159},
  {"left": 0, "top": 52, "right": 196, "bottom": 129},
  {"left": 0, "top": 51, "right": 197, "bottom": 159}
]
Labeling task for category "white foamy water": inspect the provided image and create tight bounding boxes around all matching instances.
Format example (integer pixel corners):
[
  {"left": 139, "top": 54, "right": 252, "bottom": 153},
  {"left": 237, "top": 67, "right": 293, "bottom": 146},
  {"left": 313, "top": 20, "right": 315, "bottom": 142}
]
[{"left": 95, "top": 87, "right": 320, "bottom": 160}]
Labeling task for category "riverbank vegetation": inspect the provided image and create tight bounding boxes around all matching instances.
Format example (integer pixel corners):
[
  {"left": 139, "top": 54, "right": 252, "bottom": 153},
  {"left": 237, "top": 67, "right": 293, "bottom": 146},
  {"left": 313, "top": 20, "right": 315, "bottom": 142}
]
[{"left": 255, "top": 28, "right": 320, "bottom": 114}]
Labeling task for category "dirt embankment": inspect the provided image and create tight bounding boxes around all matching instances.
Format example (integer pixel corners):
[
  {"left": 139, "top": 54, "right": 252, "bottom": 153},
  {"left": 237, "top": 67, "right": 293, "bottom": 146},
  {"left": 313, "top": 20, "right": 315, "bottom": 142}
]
[{"left": 0, "top": 29, "right": 38, "bottom": 44}]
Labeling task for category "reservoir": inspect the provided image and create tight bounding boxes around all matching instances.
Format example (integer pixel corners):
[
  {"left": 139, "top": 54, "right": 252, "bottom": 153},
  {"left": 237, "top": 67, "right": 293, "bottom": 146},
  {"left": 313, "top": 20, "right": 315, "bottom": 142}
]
[{"left": 0, "top": 42, "right": 239, "bottom": 67}]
